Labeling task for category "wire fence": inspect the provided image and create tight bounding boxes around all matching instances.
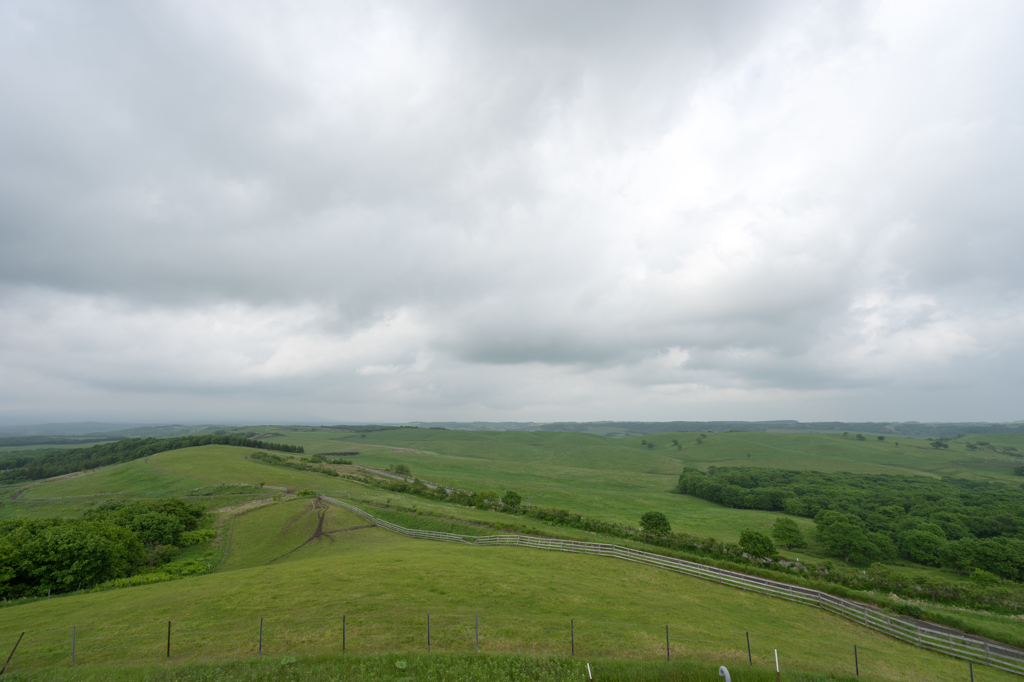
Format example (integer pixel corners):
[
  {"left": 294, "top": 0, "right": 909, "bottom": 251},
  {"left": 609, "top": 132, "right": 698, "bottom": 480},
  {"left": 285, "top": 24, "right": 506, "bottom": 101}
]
[
  {"left": 0, "top": 612, "right": 967, "bottom": 679},
  {"left": 319, "top": 495, "right": 1024, "bottom": 677}
]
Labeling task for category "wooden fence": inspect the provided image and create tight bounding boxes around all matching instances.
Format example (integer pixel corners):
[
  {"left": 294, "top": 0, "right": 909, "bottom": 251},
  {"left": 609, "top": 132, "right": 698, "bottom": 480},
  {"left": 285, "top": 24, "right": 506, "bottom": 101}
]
[{"left": 320, "top": 495, "right": 1024, "bottom": 677}]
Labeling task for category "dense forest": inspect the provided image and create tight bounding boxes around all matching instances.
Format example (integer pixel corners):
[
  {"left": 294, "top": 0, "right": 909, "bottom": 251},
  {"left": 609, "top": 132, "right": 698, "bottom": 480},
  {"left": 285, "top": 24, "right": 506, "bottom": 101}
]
[
  {"left": 0, "top": 435, "right": 303, "bottom": 484},
  {"left": 676, "top": 467, "right": 1024, "bottom": 579},
  {"left": 0, "top": 499, "right": 210, "bottom": 598}
]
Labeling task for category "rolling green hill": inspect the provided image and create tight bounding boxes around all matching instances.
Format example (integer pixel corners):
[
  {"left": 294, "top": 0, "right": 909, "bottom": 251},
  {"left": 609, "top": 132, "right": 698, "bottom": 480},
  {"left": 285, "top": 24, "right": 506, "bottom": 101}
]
[
  {"left": 5, "top": 430, "right": 1024, "bottom": 679},
  {"left": 1, "top": 487, "right": 1013, "bottom": 681}
]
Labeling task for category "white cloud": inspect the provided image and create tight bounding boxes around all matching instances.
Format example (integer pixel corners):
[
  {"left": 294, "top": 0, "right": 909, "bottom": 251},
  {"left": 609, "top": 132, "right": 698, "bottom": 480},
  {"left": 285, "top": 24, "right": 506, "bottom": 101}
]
[{"left": 1, "top": 0, "right": 1023, "bottom": 423}]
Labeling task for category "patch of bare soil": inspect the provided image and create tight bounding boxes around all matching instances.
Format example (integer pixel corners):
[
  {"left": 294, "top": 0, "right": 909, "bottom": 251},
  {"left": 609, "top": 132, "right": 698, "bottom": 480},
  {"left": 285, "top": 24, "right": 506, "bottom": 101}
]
[
  {"left": 279, "top": 499, "right": 317, "bottom": 533},
  {"left": 267, "top": 504, "right": 373, "bottom": 564}
]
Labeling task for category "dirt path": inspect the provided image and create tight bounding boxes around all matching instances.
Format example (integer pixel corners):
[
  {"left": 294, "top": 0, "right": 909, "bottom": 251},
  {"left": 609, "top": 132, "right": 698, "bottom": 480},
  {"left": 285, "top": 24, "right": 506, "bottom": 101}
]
[{"left": 268, "top": 502, "right": 374, "bottom": 564}]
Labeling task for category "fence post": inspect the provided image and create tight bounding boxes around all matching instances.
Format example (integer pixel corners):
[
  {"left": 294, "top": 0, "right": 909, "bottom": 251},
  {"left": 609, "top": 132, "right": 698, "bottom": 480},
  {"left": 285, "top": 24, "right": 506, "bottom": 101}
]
[
  {"left": 746, "top": 631, "right": 752, "bottom": 666},
  {"left": 167, "top": 621, "right": 171, "bottom": 658},
  {"left": 970, "top": 661, "right": 974, "bottom": 682},
  {"left": 343, "top": 615, "right": 346, "bottom": 653},
  {"left": 1, "top": 632, "right": 25, "bottom": 675},
  {"left": 665, "top": 625, "right": 670, "bottom": 661},
  {"left": 475, "top": 615, "right": 479, "bottom": 653},
  {"left": 259, "top": 618, "right": 263, "bottom": 655},
  {"left": 854, "top": 644, "right": 858, "bottom": 676},
  {"left": 427, "top": 615, "right": 430, "bottom": 652},
  {"left": 571, "top": 619, "right": 574, "bottom": 656},
  {"left": 71, "top": 627, "right": 75, "bottom": 666}
]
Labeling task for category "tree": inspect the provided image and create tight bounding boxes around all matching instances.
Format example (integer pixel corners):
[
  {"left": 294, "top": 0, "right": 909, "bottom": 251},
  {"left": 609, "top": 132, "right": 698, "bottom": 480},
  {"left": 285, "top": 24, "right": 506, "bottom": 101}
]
[
  {"left": 739, "top": 530, "right": 777, "bottom": 559},
  {"left": 942, "top": 538, "right": 977, "bottom": 575},
  {"left": 0, "top": 518, "right": 145, "bottom": 598},
  {"left": 898, "top": 530, "right": 946, "bottom": 566},
  {"left": 501, "top": 490, "right": 522, "bottom": 509},
  {"left": 816, "top": 511, "right": 880, "bottom": 563},
  {"left": 771, "top": 517, "right": 807, "bottom": 550},
  {"left": 930, "top": 440, "right": 949, "bottom": 449},
  {"left": 971, "top": 568, "right": 1000, "bottom": 586},
  {"left": 639, "top": 511, "right": 671, "bottom": 535},
  {"left": 877, "top": 436, "right": 885, "bottom": 441},
  {"left": 856, "top": 434, "right": 866, "bottom": 441}
]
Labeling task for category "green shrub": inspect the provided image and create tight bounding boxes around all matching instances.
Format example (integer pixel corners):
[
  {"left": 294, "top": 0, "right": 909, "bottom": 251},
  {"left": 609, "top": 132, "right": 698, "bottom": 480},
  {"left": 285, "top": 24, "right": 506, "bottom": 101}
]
[
  {"left": 180, "top": 529, "right": 216, "bottom": 546},
  {"left": 639, "top": 511, "right": 671, "bottom": 534}
]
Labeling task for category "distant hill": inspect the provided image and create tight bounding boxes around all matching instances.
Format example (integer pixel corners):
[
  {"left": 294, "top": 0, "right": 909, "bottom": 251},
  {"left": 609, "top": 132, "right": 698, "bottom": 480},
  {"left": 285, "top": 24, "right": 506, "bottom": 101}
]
[
  {"left": 404, "top": 420, "right": 1024, "bottom": 438},
  {"left": 0, "top": 423, "right": 223, "bottom": 439}
]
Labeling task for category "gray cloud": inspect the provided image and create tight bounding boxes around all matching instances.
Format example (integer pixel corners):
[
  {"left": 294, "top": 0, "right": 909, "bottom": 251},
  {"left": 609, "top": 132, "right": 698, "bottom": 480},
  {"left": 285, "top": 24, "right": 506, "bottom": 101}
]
[{"left": 1, "top": 0, "right": 1023, "bottom": 424}]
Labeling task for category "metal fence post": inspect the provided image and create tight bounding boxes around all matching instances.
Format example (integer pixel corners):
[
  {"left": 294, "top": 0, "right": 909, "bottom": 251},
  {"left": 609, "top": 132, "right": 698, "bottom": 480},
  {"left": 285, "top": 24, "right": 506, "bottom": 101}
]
[
  {"left": 71, "top": 627, "right": 75, "bottom": 666},
  {"left": 427, "top": 615, "right": 430, "bottom": 652},
  {"left": 854, "top": 644, "right": 858, "bottom": 676},
  {"left": 970, "top": 661, "right": 974, "bottom": 682},
  {"left": 167, "top": 621, "right": 171, "bottom": 658},
  {"left": 259, "top": 618, "right": 263, "bottom": 656},
  {"left": 571, "top": 619, "right": 574, "bottom": 656},
  {"left": 665, "top": 625, "right": 670, "bottom": 661},
  {"left": 343, "top": 615, "right": 346, "bottom": 653},
  {"left": 746, "top": 631, "right": 752, "bottom": 666},
  {"left": 1, "top": 633, "right": 25, "bottom": 675},
  {"left": 475, "top": 615, "right": 479, "bottom": 653}
]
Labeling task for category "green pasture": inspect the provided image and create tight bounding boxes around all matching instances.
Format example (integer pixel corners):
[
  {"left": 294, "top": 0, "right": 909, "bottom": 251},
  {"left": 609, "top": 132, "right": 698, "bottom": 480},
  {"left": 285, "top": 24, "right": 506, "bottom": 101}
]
[
  {"left": 261, "top": 426, "right": 1024, "bottom": 483},
  {"left": 0, "top": 654, "right": 872, "bottom": 682},
  {"left": 16, "top": 457, "right": 200, "bottom": 500},
  {"left": 226, "top": 427, "right": 1010, "bottom": 544},
  {"left": 219, "top": 497, "right": 383, "bottom": 571},
  {"left": 0, "top": 498, "right": 1009, "bottom": 682}
]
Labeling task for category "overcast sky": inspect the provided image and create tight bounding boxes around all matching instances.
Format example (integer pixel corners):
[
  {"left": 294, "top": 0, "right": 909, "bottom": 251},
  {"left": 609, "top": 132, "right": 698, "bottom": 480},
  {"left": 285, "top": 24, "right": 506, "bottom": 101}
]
[{"left": 1, "top": 0, "right": 1023, "bottom": 425}]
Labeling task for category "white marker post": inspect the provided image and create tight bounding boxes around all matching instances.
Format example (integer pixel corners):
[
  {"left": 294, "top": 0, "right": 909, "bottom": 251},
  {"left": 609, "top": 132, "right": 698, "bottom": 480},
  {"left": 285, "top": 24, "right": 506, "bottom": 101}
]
[
  {"left": 586, "top": 662, "right": 593, "bottom": 680},
  {"left": 775, "top": 649, "right": 780, "bottom": 681}
]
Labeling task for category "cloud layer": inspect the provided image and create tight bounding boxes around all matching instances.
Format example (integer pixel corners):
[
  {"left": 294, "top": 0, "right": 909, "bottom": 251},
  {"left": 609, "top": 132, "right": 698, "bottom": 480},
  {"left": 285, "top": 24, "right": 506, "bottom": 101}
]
[{"left": 2, "top": 0, "right": 1023, "bottom": 424}]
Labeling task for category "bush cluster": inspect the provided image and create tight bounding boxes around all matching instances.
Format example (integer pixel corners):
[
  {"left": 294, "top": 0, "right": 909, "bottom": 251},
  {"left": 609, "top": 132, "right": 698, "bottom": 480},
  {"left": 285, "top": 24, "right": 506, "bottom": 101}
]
[
  {"left": 677, "top": 466, "right": 1024, "bottom": 579},
  {"left": 250, "top": 451, "right": 339, "bottom": 476},
  {"left": 0, "top": 499, "right": 208, "bottom": 599}
]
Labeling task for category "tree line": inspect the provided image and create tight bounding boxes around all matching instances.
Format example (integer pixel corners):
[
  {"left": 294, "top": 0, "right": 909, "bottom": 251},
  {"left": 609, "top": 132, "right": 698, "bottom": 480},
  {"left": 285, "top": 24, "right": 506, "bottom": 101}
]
[
  {"left": 0, "top": 435, "right": 304, "bottom": 484},
  {"left": 676, "top": 466, "right": 1024, "bottom": 580}
]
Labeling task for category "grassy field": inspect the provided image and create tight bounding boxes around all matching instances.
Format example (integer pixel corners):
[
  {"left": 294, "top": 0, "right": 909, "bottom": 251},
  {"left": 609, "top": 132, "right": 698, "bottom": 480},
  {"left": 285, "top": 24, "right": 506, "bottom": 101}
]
[
  {"left": 0, "top": 653, "right": 873, "bottom": 682},
  {"left": 1, "top": 494, "right": 1010, "bottom": 682},
  {"left": 232, "top": 427, "right": 1024, "bottom": 545},
  {"left": 4, "top": 430, "right": 1024, "bottom": 678}
]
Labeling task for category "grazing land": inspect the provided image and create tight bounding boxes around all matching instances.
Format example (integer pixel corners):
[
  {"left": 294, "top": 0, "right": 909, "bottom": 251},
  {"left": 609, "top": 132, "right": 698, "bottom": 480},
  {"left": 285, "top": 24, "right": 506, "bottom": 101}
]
[
  {"left": 3, "top": 425, "right": 1024, "bottom": 679},
  {"left": 1, "top": 489, "right": 1014, "bottom": 681}
]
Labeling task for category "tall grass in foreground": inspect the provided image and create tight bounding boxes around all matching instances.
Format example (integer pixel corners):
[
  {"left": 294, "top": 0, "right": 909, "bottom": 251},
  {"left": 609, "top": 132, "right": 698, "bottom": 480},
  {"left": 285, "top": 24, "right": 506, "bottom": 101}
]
[{"left": 2, "top": 652, "right": 861, "bottom": 681}]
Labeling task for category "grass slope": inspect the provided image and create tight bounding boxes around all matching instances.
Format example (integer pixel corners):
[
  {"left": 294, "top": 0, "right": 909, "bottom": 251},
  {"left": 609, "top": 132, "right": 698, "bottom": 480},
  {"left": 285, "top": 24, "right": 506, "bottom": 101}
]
[
  {"left": 240, "top": 428, "right": 1015, "bottom": 544},
  {"left": 1, "top": 497, "right": 1011, "bottom": 682}
]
